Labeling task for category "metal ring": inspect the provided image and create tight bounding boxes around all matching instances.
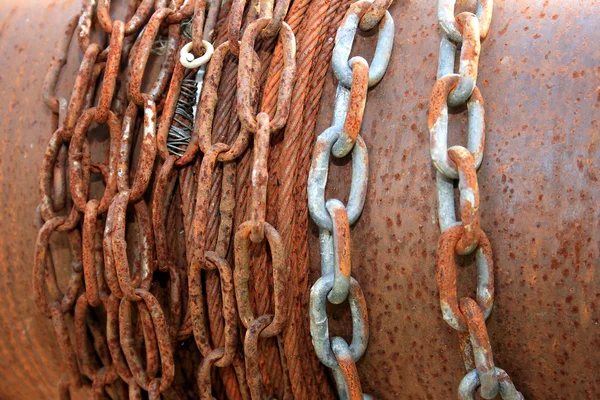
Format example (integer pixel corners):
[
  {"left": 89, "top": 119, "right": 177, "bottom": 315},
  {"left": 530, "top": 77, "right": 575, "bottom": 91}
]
[
  {"left": 234, "top": 221, "right": 289, "bottom": 338},
  {"left": 428, "top": 74, "right": 485, "bottom": 179},
  {"left": 117, "top": 99, "right": 157, "bottom": 203},
  {"left": 204, "top": 252, "right": 238, "bottom": 368},
  {"left": 448, "top": 145, "right": 481, "bottom": 255},
  {"left": 109, "top": 191, "right": 154, "bottom": 302},
  {"left": 197, "top": 347, "right": 226, "bottom": 399},
  {"left": 436, "top": 170, "right": 459, "bottom": 232},
  {"left": 309, "top": 275, "right": 369, "bottom": 368},
  {"left": 459, "top": 368, "right": 524, "bottom": 400},
  {"left": 332, "top": 83, "right": 351, "bottom": 127},
  {"left": 332, "top": 367, "right": 374, "bottom": 400},
  {"left": 437, "top": 35, "right": 457, "bottom": 79},
  {"left": 244, "top": 315, "right": 273, "bottom": 399},
  {"left": 38, "top": 128, "right": 80, "bottom": 228},
  {"left": 460, "top": 297, "right": 499, "bottom": 399},
  {"left": 69, "top": 107, "right": 120, "bottom": 214},
  {"left": 127, "top": 8, "right": 175, "bottom": 106},
  {"left": 249, "top": 113, "right": 271, "bottom": 243},
  {"left": 118, "top": 293, "right": 172, "bottom": 391},
  {"left": 261, "top": 0, "right": 291, "bottom": 38},
  {"left": 332, "top": 58, "right": 369, "bottom": 158},
  {"left": 331, "top": 337, "right": 365, "bottom": 399},
  {"left": 237, "top": 18, "right": 296, "bottom": 133},
  {"left": 180, "top": 40, "right": 214, "bottom": 69},
  {"left": 105, "top": 295, "right": 133, "bottom": 384},
  {"left": 438, "top": 0, "right": 493, "bottom": 43},
  {"left": 191, "top": 41, "right": 252, "bottom": 162},
  {"left": 97, "top": 0, "right": 155, "bottom": 36},
  {"left": 308, "top": 126, "right": 369, "bottom": 231},
  {"left": 332, "top": 4, "right": 394, "bottom": 88},
  {"left": 359, "top": 0, "right": 394, "bottom": 31},
  {"left": 33, "top": 217, "right": 83, "bottom": 317},
  {"left": 318, "top": 228, "right": 336, "bottom": 277},
  {"left": 437, "top": 225, "right": 494, "bottom": 331}
]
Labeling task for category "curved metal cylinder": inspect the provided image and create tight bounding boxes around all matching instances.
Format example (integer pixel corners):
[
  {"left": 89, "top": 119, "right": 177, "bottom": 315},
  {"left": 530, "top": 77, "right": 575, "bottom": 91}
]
[{"left": 0, "top": 1, "right": 597, "bottom": 399}]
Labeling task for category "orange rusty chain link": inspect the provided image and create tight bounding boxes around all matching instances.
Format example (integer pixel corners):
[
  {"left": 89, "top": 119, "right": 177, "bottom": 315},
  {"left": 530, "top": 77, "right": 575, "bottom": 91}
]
[
  {"left": 36, "top": 0, "right": 198, "bottom": 397},
  {"left": 429, "top": 0, "right": 524, "bottom": 399},
  {"left": 162, "top": 2, "right": 256, "bottom": 398},
  {"left": 307, "top": 0, "right": 393, "bottom": 399}
]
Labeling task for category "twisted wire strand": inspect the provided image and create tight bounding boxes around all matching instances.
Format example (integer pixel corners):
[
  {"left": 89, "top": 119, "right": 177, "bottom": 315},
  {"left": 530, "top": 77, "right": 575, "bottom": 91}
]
[{"left": 167, "top": 73, "right": 198, "bottom": 157}]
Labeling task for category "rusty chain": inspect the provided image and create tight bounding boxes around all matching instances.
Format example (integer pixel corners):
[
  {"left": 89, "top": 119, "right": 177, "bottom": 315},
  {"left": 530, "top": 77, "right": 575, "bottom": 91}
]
[
  {"left": 37, "top": 0, "right": 200, "bottom": 397},
  {"left": 307, "top": 1, "right": 394, "bottom": 398},
  {"left": 232, "top": 1, "right": 297, "bottom": 397},
  {"left": 428, "top": 1, "right": 525, "bottom": 399},
  {"left": 35, "top": 0, "right": 321, "bottom": 398}
]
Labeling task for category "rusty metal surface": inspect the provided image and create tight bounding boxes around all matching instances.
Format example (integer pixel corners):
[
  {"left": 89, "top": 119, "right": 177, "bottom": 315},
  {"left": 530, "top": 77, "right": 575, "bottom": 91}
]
[{"left": 0, "top": 1, "right": 597, "bottom": 400}]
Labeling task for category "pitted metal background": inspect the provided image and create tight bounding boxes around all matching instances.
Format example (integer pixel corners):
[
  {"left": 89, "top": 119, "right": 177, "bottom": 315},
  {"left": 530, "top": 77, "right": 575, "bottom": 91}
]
[{"left": 0, "top": 0, "right": 598, "bottom": 399}]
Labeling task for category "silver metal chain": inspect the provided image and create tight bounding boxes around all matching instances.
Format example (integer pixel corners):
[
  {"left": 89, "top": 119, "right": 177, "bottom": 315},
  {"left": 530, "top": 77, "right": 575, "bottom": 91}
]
[
  {"left": 307, "top": 1, "right": 394, "bottom": 398},
  {"left": 429, "top": 1, "right": 524, "bottom": 399}
]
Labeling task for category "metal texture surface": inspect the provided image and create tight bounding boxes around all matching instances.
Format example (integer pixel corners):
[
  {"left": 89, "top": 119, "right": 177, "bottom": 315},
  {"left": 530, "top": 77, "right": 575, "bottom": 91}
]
[{"left": 0, "top": 1, "right": 597, "bottom": 400}]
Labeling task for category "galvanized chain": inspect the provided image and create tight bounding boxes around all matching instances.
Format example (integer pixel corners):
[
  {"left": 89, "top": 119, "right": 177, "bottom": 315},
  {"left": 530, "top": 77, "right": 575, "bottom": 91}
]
[
  {"left": 429, "top": 1, "right": 524, "bottom": 399},
  {"left": 307, "top": 1, "right": 394, "bottom": 398}
]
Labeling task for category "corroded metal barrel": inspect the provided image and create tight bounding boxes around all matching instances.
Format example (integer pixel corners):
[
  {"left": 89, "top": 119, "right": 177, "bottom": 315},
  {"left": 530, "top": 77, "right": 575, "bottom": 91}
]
[{"left": 0, "top": 0, "right": 597, "bottom": 399}]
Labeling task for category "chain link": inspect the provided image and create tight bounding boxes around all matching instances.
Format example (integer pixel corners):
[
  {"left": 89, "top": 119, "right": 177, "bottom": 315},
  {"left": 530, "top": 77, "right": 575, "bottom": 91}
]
[
  {"left": 332, "top": 1, "right": 394, "bottom": 89},
  {"left": 307, "top": 0, "right": 394, "bottom": 398},
  {"left": 429, "top": 0, "right": 525, "bottom": 398},
  {"left": 35, "top": 0, "right": 197, "bottom": 396}
]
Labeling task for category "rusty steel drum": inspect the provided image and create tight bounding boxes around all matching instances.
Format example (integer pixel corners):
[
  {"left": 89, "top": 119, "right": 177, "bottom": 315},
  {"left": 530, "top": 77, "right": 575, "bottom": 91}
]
[{"left": 0, "top": 0, "right": 598, "bottom": 399}]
